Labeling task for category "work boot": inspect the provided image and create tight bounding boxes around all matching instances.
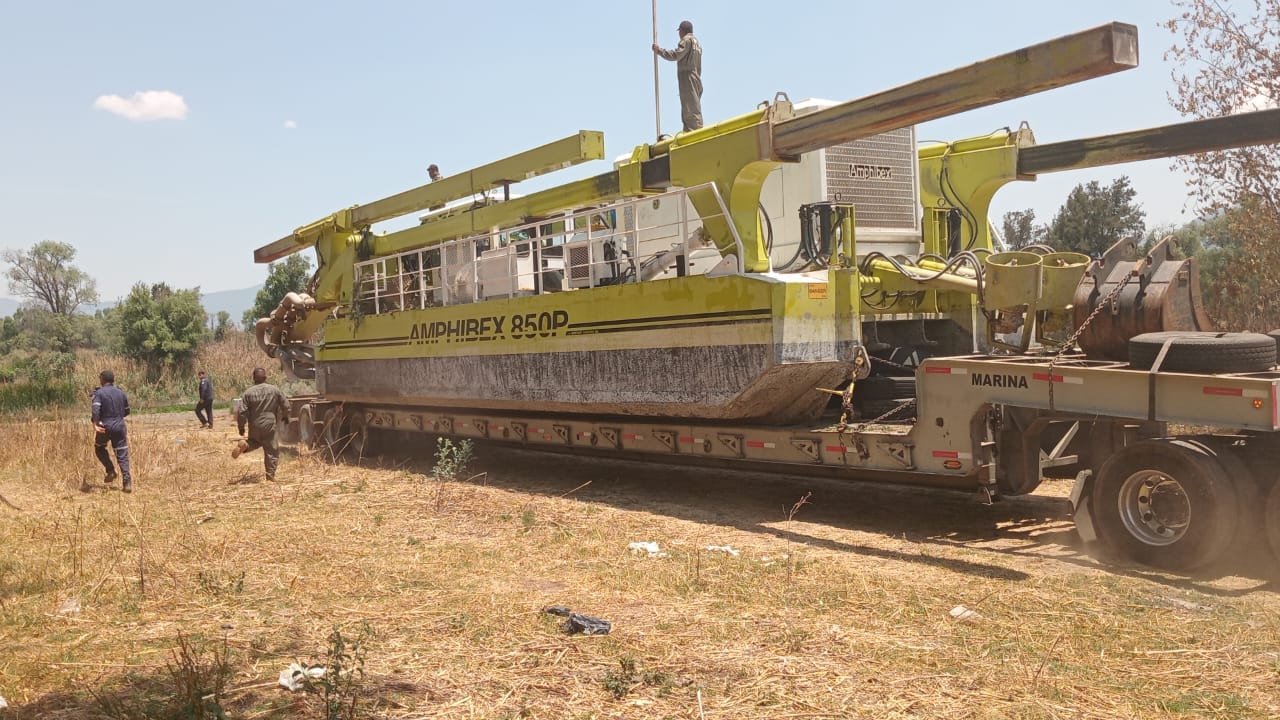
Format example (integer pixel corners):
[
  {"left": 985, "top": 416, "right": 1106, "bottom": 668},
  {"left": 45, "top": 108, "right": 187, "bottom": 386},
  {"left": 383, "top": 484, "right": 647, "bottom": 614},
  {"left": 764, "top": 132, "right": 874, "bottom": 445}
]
[
  {"left": 122, "top": 480, "right": 133, "bottom": 494},
  {"left": 104, "top": 470, "right": 118, "bottom": 484},
  {"left": 231, "top": 440, "right": 248, "bottom": 459}
]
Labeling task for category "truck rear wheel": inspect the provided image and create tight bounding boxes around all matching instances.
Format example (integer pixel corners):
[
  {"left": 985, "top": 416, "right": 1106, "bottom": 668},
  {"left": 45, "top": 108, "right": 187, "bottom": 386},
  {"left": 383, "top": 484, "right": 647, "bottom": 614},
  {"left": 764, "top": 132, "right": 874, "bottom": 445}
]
[
  {"left": 321, "top": 406, "right": 346, "bottom": 457},
  {"left": 297, "top": 405, "right": 318, "bottom": 450},
  {"left": 1266, "top": 481, "right": 1280, "bottom": 567},
  {"left": 346, "top": 411, "right": 371, "bottom": 460},
  {"left": 1091, "top": 439, "right": 1238, "bottom": 571}
]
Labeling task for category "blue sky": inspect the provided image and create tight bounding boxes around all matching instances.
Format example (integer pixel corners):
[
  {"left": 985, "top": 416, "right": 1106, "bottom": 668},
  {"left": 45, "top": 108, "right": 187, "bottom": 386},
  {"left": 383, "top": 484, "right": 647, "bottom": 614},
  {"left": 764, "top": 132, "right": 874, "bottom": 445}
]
[{"left": 0, "top": 1, "right": 1209, "bottom": 302}]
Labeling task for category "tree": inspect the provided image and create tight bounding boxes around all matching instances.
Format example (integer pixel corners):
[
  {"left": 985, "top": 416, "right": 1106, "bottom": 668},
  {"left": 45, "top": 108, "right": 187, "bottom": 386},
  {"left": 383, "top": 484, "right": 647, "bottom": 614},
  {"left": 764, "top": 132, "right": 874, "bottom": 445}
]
[
  {"left": 1044, "top": 176, "right": 1146, "bottom": 257},
  {"left": 212, "top": 311, "right": 233, "bottom": 341},
  {"left": 1142, "top": 209, "right": 1274, "bottom": 330},
  {"left": 244, "top": 255, "right": 313, "bottom": 328},
  {"left": 1000, "top": 209, "right": 1046, "bottom": 250},
  {"left": 1166, "top": 0, "right": 1280, "bottom": 330},
  {"left": 116, "top": 283, "right": 209, "bottom": 377},
  {"left": 2, "top": 241, "right": 98, "bottom": 316}
]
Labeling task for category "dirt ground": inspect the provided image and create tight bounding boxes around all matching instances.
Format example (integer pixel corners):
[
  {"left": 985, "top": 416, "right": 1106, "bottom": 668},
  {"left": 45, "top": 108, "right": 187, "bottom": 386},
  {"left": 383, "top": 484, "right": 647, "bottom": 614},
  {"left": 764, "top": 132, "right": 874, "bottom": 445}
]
[{"left": 2, "top": 412, "right": 1278, "bottom": 719}]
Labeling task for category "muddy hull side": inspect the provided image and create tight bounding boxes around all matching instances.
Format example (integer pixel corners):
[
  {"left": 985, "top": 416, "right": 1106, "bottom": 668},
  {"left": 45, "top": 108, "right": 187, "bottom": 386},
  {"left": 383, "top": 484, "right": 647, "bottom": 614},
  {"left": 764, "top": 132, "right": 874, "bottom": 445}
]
[
  {"left": 318, "top": 344, "right": 850, "bottom": 423},
  {"left": 316, "top": 274, "right": 858, "bottom": 424}
]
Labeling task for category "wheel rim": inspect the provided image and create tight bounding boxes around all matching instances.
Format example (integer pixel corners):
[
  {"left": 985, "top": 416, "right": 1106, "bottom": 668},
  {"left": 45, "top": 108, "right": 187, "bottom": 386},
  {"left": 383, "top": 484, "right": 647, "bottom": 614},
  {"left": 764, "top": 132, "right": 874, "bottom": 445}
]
[{"left": 1117, "top": 469, "right": 1192, "bottom": 546}]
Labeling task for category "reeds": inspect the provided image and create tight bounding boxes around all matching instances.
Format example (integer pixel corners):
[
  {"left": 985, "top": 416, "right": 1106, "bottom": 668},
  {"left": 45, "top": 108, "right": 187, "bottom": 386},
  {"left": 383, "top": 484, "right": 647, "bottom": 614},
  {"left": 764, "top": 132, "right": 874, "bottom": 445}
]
[{"left": 1, "top": 331, "right": 297, "bottom": 416}]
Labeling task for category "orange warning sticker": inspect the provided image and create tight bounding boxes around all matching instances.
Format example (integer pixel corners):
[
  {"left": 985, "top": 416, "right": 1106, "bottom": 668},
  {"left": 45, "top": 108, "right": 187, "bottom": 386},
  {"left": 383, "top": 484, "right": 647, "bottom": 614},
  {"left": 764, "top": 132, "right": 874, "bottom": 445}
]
[{"left": 807, "top": 284, "right": 829, "bottom": 299}]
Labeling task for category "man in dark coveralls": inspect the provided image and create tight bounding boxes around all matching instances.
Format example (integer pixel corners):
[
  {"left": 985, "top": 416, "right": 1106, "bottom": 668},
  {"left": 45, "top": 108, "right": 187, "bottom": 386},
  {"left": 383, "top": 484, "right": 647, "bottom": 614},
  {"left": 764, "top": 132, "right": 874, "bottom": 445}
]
[
  {"left": 232, "top": 367, "right": 289, "bottom": 480},
  {"left": 92, "top": 369, "right": 132, "bottom": 493},
  {"left": 195, "top": 370, "right": 214, "bottom": 428},
  {"left": 653, "top": 20, "right": 704, "bottom": 132}
]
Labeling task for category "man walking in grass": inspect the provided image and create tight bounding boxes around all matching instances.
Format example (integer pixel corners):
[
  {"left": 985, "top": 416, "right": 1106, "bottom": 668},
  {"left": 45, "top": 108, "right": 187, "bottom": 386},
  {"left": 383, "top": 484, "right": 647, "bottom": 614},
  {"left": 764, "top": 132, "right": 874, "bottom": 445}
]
[
  {"left": 91, "top": 369, "right": 132, "bottom": 493},
  {"left": 232, "top": 367, "right": 288, "bottom": 481},
  {"left": 195, "top": 370, "right": 214, "bottom": 429}
]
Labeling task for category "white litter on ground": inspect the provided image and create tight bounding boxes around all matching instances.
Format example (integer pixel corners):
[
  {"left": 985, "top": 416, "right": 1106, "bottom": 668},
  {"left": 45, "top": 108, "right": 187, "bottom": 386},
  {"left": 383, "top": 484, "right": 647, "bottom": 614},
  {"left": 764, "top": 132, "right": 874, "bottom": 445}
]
[
  {"left": 949, "top": 605, "right": 983, "bottom": 622},
  {"left": 56, "top": 598, "right": 81, "bottom": 615},
  {"left": 278, "top": 663, "right": 325, "bottom": 691},
  {"left": 627, "top": 541, "right": 667, "bottom": 558},
  {"left": 705, "top": 545, "right": 740, "bottom": 557}
]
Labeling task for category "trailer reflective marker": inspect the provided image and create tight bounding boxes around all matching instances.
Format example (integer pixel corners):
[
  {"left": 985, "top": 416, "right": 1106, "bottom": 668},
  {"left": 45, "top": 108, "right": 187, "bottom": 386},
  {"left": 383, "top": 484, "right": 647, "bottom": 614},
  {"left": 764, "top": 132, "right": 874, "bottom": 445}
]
[{"left": 1033, "top": 372, "right": 1084, "bottom": 384}]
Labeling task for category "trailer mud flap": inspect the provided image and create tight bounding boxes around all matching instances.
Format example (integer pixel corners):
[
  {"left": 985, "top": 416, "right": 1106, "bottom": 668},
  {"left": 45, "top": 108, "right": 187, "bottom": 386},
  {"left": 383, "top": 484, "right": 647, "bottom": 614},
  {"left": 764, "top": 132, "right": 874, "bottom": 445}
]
[{"left": 1068, "top": 469, "right": 1098, "bottom": 544}]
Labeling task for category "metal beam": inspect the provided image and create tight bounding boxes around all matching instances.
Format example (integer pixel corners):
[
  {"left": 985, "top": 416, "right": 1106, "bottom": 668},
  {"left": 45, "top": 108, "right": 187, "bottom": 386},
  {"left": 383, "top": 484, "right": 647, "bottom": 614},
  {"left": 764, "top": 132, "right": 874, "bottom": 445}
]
[
  {"left": 255, "top": 236, "right": 310, "bottom": 264},
  {"left": 253, "top": 131, "right": 605, "bottom": 263},
  {"left": 773, "top": 22, "right": 1138, "bottom": 157},
  {"left": 350, "top": 130, "right": 605, "bottom": 226},
  {"left": 1017, "top": 108, "right": 1280, "bottom": 175}
]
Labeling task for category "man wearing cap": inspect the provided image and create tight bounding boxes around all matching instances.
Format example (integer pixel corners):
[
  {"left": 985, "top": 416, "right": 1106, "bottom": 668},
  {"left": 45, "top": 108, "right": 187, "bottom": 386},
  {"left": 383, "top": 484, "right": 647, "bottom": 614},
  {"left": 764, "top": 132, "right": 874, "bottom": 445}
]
[
  {"left": 653, "top": 20, "right": 703, "bottom": 132},
  {"left": 428, "top": 164, "right": 444, "bottom": 210},
  {"left": 91, "top": 369, "right": 133, "bottom": 493}
]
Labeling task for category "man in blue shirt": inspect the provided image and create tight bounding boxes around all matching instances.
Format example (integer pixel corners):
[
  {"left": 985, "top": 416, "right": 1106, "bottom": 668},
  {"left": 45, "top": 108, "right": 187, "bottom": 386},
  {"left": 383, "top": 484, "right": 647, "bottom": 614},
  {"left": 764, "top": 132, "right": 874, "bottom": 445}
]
[{"left": 91, "top": 370, "right": 132, "bottom": 493}]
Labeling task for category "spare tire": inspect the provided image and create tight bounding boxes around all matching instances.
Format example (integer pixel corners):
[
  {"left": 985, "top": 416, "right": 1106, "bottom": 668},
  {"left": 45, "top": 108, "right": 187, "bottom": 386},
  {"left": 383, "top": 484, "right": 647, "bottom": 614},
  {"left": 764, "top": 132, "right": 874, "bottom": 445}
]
[
  {"left": 1268, "top": 329, "right": 1280, "bottom": 356},
  {"left": 1128, "top": 331, "right": 1276, "bottom": 373}
]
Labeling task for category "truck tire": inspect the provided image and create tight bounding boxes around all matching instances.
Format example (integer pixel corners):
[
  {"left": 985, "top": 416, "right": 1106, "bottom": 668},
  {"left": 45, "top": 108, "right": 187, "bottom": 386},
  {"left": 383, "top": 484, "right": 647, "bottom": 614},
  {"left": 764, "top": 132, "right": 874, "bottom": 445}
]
[
  {"left": 1268, "top": 329, "right": 1280, "bottom": 357},
  {"left": 346, "top": 411, "right": 371, "bottom": 460},
  {"left": 1090, "top": 439, "right": 1238, "bottom": 571},
  {"left": 321, "top": 406, "right": 346, "bottom": 457},
  {"left": 278, "top": 419, "right": 300, "bottom": 445},
  {"left": 1128, "top": 331, "right": 1276, "bottom": 373},
  {"left": 1266, "top": 481, "right": 1280, "bottom": 568},
  {"left": 297, "top": 405, "right": 318, "bottom": 450},
  {"left": 1178, "top": 438, "right": 1262, "bottom": 566}
]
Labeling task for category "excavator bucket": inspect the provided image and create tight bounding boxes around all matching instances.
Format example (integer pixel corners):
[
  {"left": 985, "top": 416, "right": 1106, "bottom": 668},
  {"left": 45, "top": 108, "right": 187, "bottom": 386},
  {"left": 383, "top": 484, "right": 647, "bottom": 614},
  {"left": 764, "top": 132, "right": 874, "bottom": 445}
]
[{"left": 1071, "top": 236, "right": 1213, "bottom": 361}]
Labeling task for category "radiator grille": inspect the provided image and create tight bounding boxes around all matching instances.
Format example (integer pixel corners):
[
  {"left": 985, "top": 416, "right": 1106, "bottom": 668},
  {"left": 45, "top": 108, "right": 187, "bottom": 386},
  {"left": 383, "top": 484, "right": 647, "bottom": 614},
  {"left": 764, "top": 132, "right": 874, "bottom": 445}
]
[
  {"left": 824, "top": 127, "right": 919, "bottom": 231},
  {"left": 567, "top": 244, "right": 592, "bottom": 283}
]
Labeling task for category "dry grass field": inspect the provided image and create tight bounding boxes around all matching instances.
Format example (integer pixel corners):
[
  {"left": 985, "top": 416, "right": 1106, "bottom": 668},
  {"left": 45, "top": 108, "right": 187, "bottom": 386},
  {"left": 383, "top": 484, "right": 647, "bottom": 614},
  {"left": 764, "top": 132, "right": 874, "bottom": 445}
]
[{"left": 2, "top": 412, "right": 1279, "bottom": 719}]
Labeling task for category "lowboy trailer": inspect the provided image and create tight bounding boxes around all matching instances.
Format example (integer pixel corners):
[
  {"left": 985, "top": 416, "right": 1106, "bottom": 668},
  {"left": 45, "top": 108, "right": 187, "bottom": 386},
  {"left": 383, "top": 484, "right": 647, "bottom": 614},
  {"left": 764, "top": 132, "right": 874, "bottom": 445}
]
[{"left": 252, "top": 22, "right": 1280, "bottom": 572}]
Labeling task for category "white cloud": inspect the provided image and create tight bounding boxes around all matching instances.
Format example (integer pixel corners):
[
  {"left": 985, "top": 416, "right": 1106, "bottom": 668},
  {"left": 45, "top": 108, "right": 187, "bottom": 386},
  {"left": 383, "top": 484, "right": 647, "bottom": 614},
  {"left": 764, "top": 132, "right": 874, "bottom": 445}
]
[
  {"left": 1233, "top": 90, "right": 1278, "bottom": 114},
  {"left": 283, "top": 119, "right": 298, "bottom": 129},
  {"left": 93, "top": 90, "right": 188, "bottom": 121}
]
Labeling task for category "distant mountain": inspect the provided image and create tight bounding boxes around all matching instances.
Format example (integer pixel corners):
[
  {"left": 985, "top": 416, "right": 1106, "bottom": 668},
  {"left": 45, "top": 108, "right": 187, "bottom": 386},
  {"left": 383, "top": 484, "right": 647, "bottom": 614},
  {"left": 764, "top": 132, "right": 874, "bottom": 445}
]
[
  {"left": 0, "top": 297, "right": 17, "bottom": 318},
  {"left": 203, "top": 285, "right": 263, "bottom": 326}
]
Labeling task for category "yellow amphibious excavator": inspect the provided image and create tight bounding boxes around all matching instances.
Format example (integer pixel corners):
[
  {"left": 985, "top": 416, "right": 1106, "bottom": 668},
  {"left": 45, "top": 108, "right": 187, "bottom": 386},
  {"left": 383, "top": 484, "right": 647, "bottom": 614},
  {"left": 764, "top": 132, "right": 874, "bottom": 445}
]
[{"left": 252, "top": 22, "right": 1280, "bottom": 573}]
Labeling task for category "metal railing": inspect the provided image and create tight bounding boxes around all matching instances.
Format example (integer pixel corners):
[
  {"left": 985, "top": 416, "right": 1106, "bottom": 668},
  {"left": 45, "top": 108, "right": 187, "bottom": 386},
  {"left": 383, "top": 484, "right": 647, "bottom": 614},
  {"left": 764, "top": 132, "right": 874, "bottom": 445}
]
[{"left": 353, "top": 183, "right": 745, "bottom": 315}]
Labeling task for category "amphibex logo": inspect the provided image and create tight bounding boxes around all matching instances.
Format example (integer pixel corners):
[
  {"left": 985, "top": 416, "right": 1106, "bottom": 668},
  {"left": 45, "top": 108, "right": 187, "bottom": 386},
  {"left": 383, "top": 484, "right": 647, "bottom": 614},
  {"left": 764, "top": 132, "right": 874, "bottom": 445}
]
[
  {"left": 971, "top": 373, "right": 1029, "bottom": 389},
  {"left": 410, "top": 310, "right": 570, "bottom": 344},
  {"left": 851, "top": 164, "right": 893, "bottom": 180}
]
